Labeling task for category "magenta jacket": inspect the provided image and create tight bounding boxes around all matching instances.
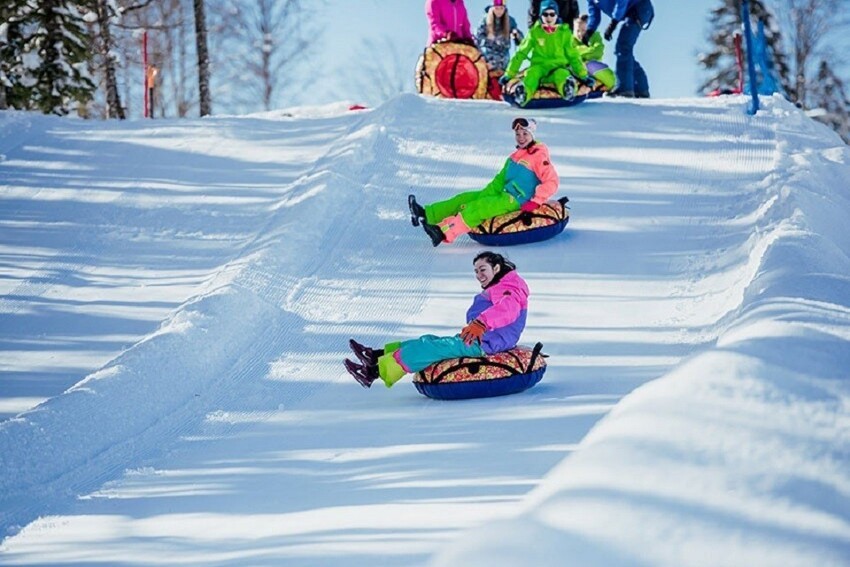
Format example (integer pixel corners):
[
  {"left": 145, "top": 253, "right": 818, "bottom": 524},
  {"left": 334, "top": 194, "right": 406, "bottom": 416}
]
[
  {"left": 467, "top": 270, "right": 529, "bottom": 354},
  {"left": 426, "top": 0, "right": 473, "bottom": 44}
]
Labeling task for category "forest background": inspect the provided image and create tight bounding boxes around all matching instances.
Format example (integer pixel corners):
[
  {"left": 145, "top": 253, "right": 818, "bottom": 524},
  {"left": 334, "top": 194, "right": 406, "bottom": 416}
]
[{"left": 0, "top": 0, "right": 848, "bottom": 141}]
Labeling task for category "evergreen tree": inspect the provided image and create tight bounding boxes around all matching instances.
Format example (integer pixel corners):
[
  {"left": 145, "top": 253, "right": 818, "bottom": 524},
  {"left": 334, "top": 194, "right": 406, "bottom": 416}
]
[
  {"left": 0, "top": 0, "right": 33, "bottom": 109},
  {"left": 699, "top": 0, "right": 791, "bottom": 95},
  {"left": 809, "top": 60, "right": 850, "bottom": 143},
  {"left": 5, "top": 0, "right": 97, "bottom": 115}
]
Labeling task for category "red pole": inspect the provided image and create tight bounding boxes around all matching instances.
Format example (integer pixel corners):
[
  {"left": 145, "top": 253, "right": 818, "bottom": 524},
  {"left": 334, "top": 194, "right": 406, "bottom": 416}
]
[
  {"left": 734, "top": 32, "right": 744, "bottom": 94},
  {"left": 143, "top": 30, "right": 149, "bottom": 118}
]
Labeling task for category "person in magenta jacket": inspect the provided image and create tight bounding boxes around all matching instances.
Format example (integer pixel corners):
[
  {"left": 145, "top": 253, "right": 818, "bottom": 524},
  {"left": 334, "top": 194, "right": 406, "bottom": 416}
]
[
  {"left": 426, "top": 0, "right": 473, "bottom": 44},
  {"left": 345, "top": 252, "right": 529, "bottom": 389},
  {"left": 409, "top": 117, "right": 559, "bottom": 247}
]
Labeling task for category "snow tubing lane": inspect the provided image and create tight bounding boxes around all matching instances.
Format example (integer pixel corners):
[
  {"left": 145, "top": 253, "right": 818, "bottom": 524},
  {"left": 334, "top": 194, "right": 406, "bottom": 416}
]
[
  {"left": 416, "top": 41, "right": 489, "bottom": 99},
  {"left": 469, "top": 197, "right": 570, "bottom": 246},
  {"left": 413, "top": 343, "right": 547, "bottom": 400}
]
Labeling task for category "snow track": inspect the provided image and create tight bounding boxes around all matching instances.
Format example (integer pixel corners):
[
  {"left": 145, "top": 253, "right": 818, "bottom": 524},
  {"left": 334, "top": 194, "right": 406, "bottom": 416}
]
[{"left": 1, "top": 95, "right": 849, "bottom": 566}]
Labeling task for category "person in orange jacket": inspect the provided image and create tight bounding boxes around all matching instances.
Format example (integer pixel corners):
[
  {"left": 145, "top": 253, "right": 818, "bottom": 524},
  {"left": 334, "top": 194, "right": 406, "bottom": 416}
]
[{"left": 409, "top": 117, "right": 559, "bottom": 246}]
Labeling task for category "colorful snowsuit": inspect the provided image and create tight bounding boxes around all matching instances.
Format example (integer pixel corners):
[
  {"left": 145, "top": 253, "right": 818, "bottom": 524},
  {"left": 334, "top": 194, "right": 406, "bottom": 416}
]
[
  {"left": 587, "top": 0, "right": 654, "bottom": 97},
  {"left": 572, "top": 30, "right": 604, "bottom": 62},
  {"left": 475, "top": 8, "right": 523, "bottom": 73},
  {"left": 426, "top": 0, "right": 473, "bottom": 44},
  {"left": 423, "top": 141, "right": 559, "bottom": 243},
  {"left": 377, "top": 270, "right": 530, "bottom": 387},
  {"left": 504, "top": 22, "right": 588, "bottom": 100}
]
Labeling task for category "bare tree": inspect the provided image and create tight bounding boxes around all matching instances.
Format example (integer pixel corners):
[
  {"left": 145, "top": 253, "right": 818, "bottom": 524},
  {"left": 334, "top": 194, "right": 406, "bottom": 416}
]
[
  {"left": 210, "top": 0, "right": 322, "bottom": 112},
  {"left": 193, "top": 0, "right": 211, "bottom": 115},
  {"left": 345, "top": 36, "right": 417, "bottom": 106},
  {"left": 772, "top": 0, "right": 848, "bottom": 107},
  {"left": 119, "top": 0, "right": 195, "bottom": 117}
]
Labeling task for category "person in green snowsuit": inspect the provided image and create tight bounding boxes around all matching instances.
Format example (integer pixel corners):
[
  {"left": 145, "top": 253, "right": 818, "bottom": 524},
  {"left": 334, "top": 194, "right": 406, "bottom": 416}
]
[
  {"left": 408, "top": 117, "right": 559, "bottom": 247},
  {"left": 571, "top": 14, "right": 604, "bottom": 61},
  {"left": 499, "top": 0, "right": 590, "bottom": 104}
]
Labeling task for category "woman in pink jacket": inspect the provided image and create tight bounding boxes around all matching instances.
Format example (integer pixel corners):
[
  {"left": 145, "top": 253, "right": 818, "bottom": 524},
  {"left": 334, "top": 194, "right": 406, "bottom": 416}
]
[
  {"left": 345, "top": 252, "right": 529, "bottom": 389},
  {"left": 426, "top": 0, "right": 474, "bottom": 44}
]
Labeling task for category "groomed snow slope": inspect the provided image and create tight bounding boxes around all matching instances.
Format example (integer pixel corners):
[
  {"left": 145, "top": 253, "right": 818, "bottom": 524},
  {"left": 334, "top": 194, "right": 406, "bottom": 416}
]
[{"left": 0, "top": 94, "right": 848, "bottom": 566}]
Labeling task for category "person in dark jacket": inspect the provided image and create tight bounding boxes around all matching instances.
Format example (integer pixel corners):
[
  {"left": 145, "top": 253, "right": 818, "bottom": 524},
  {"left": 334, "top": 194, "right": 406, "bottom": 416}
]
[
  {"left": 582, "top": 0, "right": 654, "bottom": 98},
  {"left": 475, "top": 0, "right": 524, "bottom": 74},
  {"left": 527, "top": 0, "right": 580, "bottom": 30}
]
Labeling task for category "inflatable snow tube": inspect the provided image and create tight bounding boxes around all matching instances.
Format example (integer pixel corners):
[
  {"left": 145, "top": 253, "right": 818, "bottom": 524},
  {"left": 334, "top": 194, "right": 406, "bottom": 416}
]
[
  {"left": 469, "top": 197, "right": 570, "bottom": 246},
  {"left": 502, "top": 75, "right": 590, "bottom": 109},
  {"left": 415, "top": 41, "right": 489, "bottom": 100},
  {"left": 413, "top": 343, "right": 547, "bottom": 401}
]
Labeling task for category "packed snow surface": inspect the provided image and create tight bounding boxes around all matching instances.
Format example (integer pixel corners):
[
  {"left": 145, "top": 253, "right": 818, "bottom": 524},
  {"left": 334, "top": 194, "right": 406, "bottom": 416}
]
[{"left": 1, "top": 94, "right": 848, "bottom": 566}]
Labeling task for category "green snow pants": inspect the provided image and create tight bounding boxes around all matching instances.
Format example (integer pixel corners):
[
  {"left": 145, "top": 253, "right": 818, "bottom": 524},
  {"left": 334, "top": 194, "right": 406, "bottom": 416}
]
[
  {"left": 424, "top": 186, "right": 520, "bottom": 228},
  {"left": 523, "top": 65, "right": 571, "bottom": 99}
]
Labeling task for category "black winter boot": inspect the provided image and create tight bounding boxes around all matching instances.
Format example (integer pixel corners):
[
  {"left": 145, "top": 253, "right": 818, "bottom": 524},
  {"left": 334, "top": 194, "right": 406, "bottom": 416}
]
[
  {"left": 422, "top": 221, "right": 446, "bottom": 247},
  {"left": 408, "top": 195, "right": 426, "bottom": 227},
  {"left": 349, "top": 338, "right": 382, "bottom": 368},
  {"left": 344, "top": 358, "right": 378, "bottom": 388}
]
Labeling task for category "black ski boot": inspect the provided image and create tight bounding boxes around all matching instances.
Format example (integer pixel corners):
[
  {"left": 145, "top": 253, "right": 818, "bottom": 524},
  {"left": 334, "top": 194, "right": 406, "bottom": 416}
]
[
  {"left": 408, "top": 195, "right": 426, "bottom": 227},
  {"left": 422, "top": 221, "right": 446, "bottom": 247},
  {"left": 344, "top": 358, "right": 378, "bottom": 388},
  {"left": 513, "top": 84, "right": 527, "bottom": 107},
  {"left": 349, "top": 338, "right": 382, "bottom": 368}
]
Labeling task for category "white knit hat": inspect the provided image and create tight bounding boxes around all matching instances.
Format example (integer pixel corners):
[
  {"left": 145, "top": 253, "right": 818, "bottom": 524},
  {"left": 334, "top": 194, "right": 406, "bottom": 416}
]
[{"left": 511, "top": 117, "right": 537, "bottom": 137}]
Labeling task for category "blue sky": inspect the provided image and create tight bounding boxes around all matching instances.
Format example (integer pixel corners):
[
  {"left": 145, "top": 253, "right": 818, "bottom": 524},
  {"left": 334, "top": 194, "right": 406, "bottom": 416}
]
[{"left": 323, "top": 0, "right": 719, "bottom": 103}]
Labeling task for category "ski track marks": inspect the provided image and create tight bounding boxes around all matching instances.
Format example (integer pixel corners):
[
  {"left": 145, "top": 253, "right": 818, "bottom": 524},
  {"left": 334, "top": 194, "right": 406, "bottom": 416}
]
[{"left": 3, "top": 95, "right": 845, "bottom": 567}]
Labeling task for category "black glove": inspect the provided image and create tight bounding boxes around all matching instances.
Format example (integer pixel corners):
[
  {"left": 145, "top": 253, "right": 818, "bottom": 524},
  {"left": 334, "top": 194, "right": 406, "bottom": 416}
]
[
  {"left": 499, "top": 74, "right": 511, "bottom": 86},
  {"left": 580, "top": 31, "right": 591, "bottom": 45},
  {"left": 580, "top": 76, "right": 597, "bottom": 89},
  {"left": 604, "top": 19, "right": 619, "bottom": 41}
]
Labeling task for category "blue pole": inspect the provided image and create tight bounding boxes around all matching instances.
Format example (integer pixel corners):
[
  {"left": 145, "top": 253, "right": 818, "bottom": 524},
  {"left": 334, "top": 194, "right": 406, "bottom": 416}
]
[{"left": 741, "top": 0, "right": 760, "bottom": 114}]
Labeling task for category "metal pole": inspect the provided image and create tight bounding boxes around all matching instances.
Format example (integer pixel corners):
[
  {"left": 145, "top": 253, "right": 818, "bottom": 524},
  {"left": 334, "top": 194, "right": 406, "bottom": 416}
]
[{"left": 143, "top": 30, "right": 149, "bottom": 118}]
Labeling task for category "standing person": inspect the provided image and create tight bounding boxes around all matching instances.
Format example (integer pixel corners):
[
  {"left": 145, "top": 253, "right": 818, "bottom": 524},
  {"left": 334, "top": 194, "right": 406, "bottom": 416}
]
[
  {"left": 582, "top": 0, "right": 654, "bottom": 98},
  {"left": 345, "top": 252, "right": 529, "bottom": 389},
  {"left": 475, "top": 0, "right": 524, "bottom": 75},
  {"left": 527, "top": 0, "right": 580, "bottom": 30},
  {"left": 408, "top": 117, "right": 559, "bottom": 247},
  {"left": 426, "top": 0, "right": 474, "bottom": 45},
  {"left": 500, "top": 0, "right": 591, "bottom": 106}
]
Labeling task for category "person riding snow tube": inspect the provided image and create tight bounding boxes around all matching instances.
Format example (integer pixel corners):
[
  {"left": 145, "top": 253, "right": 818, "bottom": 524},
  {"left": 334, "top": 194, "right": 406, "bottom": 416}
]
[{"left": 344, "top": 252, "right": 531, "bottom": 391}]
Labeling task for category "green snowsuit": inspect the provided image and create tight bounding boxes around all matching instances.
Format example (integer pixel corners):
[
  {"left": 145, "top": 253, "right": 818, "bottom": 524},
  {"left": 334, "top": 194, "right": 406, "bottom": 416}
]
[
  {"left": 504, "top": 22, "right": 588, "bottom": 99},
  {"left": 572, "top": 30, "right": 604, "bottom": 62}
]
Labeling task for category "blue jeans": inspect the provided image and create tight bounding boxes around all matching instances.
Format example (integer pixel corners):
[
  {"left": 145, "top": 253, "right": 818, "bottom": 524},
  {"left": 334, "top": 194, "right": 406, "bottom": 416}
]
[{"left": 614, "top": 0, "right": 653, "bottom": 97}]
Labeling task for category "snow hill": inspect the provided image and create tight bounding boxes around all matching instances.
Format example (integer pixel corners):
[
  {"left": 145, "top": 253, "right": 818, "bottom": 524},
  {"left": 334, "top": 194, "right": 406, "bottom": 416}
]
[{"left": 1, "top": 94, "right": 849, "bottom": 566}]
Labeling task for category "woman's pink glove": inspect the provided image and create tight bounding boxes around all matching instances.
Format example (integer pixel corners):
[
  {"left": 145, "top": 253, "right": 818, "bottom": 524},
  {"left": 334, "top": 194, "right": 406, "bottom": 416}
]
[{"left": 521, "top": 201, "right": 538, "bottom": 213}]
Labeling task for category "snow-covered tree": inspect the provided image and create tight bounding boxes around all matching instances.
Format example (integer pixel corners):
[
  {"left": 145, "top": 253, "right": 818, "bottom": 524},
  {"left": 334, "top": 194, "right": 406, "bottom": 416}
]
[
  {"left": 699, "top": 0, "right": 791, "bottom": 95},
  {"left": 7, "top": 0, "right": 98, "bottom": 115},
  {"left": 0, "top": 0, "right": 31, "bottom": 110}
]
